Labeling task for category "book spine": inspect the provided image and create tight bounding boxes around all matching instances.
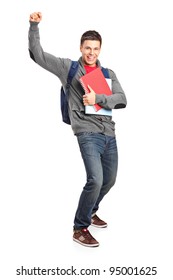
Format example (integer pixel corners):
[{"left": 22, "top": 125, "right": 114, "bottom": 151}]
[{"left": 79, "top": 78, "right": 90, "bottom": 94}]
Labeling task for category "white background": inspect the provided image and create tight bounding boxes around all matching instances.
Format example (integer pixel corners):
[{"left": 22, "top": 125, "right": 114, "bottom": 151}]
[{"left": 0, "top": 0, "right": 173, "bottom": 279}]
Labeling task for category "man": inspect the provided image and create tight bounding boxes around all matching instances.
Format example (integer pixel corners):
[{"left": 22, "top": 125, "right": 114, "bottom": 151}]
[{"left": 29, "top": 12, "right": 127, "bottom": 247}]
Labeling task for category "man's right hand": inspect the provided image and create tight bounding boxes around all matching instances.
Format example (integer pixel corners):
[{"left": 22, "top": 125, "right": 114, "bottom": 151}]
[{"left": 29, "top": 12, "right": 42, "bottom": 22}]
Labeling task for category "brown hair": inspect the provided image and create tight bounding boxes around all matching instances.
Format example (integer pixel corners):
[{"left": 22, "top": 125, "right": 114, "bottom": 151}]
[{"left": 80, "top": 30, "right": 102, "bottom": 46}]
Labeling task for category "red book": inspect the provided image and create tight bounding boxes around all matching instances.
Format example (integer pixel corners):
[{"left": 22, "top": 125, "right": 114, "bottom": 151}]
[{"left": 79, "top": 67, "right": 112, "bottom": 111}]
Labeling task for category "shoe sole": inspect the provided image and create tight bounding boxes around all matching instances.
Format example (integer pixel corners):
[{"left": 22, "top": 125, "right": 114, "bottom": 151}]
[
  {"left": 91, "top": 223, "right": 108, "bottom": 228},
  {"left": 73, "top": 238, "right": 99, "bottom": 247}
]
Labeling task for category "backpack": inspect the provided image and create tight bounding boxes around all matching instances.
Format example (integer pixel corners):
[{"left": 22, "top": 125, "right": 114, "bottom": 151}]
[{"left": 60, "top": 61, "right": 110, "bottom": 125}]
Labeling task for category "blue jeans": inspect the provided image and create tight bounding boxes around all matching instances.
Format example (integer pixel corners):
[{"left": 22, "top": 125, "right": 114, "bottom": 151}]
[{"left": 74, "top": 132, "right": 118, "bottom": 230}]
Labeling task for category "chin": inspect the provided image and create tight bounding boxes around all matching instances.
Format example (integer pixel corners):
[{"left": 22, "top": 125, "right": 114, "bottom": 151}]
[{"left": 87, "top": 61, "right": 96, "bottom": 66}]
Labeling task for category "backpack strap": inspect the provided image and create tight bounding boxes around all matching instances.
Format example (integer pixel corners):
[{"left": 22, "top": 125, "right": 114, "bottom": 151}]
[
  {"left": 60, "top": 61, "right": 79, "bottom": 125},
  {"left": 66, "top": 61, "right": 79, "bottom": 89},
  {"left": 101, "top": 66, "right": 110, "bottom": 79}
]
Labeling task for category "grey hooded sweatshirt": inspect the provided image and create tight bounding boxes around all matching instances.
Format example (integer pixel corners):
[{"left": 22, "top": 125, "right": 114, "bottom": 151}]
[{"left": 28, "top": 22, "right": 127, "bottom": 136}]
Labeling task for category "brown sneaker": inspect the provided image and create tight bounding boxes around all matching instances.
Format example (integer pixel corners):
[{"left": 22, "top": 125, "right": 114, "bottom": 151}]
[
  {"left": 73, "top": 228, "right": 99, "bottom": 247},
  {"left": 91, "top": 214, "right": 107, "bottom": 228}
]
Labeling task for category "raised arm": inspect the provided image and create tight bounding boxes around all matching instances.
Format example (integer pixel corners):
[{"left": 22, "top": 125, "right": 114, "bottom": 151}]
[{"left": 28, "top": 12, "right": 70, "bottom": 79}]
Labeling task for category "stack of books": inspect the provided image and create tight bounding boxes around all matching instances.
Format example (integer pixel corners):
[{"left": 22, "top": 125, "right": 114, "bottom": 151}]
[{"left": 79, "top": 67, "right": 112, "bottom": 116}]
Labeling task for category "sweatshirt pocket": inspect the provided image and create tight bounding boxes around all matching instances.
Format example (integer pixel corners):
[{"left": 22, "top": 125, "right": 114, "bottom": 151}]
[{"left": 74, "top": 110, "right": 85, "bottom": 120}]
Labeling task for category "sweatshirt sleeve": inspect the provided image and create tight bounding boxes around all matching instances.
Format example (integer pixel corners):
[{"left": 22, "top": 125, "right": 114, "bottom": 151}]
[
  {"left": 28, "top": 21, "right": 69, "bottom": 79},
  {"left": 95, "top": 69, "right": 127, "bottom": 109}
]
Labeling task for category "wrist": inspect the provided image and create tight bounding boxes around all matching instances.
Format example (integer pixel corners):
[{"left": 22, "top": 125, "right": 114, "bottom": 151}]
[
  {"left": 95, "top": 94, "right": 104, "bottom": 104},
  {"left": 29, "top": 21, "right": 39, "bottom": 30}
]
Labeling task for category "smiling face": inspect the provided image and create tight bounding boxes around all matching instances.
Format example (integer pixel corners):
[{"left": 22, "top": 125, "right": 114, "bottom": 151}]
[{"left": 80, "top": 40, "right": 101, "bottom": 67}]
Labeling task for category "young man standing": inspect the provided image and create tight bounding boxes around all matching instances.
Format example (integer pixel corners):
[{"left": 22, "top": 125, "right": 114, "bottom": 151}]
[{"left": 29, "top": 12, "right": 127, "bottom": 247}]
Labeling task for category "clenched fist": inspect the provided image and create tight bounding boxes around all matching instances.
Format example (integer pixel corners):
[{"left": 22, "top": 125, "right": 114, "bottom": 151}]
[{"left": 29, "top": 12, "right": 42, "bottom": 22}]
